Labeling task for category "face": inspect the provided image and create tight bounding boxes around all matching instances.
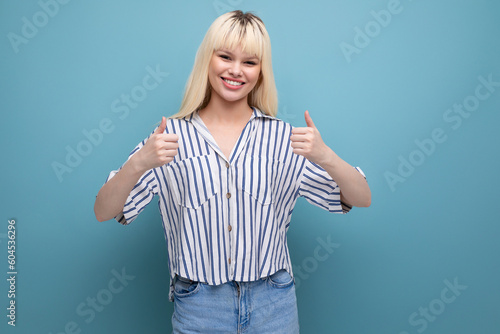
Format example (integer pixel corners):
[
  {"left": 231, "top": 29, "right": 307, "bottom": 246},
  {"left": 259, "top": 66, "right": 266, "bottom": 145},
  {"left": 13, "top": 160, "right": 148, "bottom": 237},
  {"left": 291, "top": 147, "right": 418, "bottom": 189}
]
[{"left": 208, "top": 45, "right": 261, "bottom": 105}]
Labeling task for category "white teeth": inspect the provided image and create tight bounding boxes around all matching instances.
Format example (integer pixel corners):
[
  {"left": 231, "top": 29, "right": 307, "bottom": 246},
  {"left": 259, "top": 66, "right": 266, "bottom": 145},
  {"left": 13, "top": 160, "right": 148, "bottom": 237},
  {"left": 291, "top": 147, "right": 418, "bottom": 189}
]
[{"left": 223, "top": 78, "right": 243, "bottom": 86}]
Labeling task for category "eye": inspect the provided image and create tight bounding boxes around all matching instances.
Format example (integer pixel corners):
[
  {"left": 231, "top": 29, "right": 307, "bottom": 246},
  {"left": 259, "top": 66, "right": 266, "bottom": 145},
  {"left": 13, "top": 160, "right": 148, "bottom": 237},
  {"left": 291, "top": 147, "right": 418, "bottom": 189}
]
[
  {"left": 245, "top": 61, "right": 257, "bottom": 65},
  {"left": 219, "top": 54, "right": 230, "bottom": 60}
]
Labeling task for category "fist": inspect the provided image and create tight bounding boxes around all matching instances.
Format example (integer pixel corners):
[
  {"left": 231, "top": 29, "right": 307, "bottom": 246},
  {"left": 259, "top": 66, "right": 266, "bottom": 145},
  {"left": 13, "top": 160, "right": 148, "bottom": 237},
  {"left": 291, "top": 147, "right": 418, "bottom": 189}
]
[
  {"left": 133, "top": 116, "right": 179, "bottom": 172},
  {"left": 290, "top": 110, "right": 330, "bottom": 165}
]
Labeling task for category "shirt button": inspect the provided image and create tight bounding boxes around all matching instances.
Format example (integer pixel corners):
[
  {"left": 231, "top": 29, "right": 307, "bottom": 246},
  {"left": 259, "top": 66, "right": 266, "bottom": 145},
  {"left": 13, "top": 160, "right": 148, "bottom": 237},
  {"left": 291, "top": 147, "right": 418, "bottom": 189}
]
[
  {"left": 228, "top": 258, "right": 231, "bottom": 264},
  {"left": 226, "top": 192, "right": 231, "bottom": 199},
  {"left": 226, "top": 162, "right": 230, "bottom": 168},
  {"left": 228, "top": 225, "right": 232, "bottom": 232}
]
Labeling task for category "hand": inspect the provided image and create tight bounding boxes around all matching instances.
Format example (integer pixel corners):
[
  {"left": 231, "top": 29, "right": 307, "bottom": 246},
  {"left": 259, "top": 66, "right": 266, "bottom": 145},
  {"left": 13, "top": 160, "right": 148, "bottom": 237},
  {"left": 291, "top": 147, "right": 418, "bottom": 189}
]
[
  {"left": 131, "top": 116, "right": 179, "bottom": 173},
  {"left": 290, "top": 111, "right": 331, "bottom": 165}
]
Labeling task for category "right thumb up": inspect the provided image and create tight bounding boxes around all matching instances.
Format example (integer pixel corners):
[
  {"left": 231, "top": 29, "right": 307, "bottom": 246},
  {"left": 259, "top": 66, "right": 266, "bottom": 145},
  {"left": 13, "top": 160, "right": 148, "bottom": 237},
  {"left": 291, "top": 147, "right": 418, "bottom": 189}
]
[{"left": 155, "top": 116, "right": 167, "bottom": 134}]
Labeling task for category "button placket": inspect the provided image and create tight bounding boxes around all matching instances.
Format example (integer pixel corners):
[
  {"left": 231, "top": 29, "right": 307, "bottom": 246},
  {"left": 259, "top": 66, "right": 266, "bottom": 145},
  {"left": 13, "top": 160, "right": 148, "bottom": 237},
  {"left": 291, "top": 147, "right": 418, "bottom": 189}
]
[{"left": 225, "top": 158, "right": 236, "bottom": 276}]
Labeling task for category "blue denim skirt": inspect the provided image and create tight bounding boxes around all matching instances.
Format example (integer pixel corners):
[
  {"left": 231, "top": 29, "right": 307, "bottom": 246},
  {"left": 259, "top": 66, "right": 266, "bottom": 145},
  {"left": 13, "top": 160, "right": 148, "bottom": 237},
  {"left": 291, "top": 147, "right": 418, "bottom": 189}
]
[{"left": 172, "top": 269, "right": 300, "bottom": 333}]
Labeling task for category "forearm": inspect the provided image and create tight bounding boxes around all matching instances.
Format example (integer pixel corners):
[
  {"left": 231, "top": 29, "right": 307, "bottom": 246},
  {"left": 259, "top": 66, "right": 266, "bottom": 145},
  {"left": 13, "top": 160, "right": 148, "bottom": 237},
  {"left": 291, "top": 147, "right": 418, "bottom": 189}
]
[
  {"left": 94, "top": 158, "right": 145, "bottom": 222},
  {"left": 317, "top": 148, "right": 371, "bottom": 207}
]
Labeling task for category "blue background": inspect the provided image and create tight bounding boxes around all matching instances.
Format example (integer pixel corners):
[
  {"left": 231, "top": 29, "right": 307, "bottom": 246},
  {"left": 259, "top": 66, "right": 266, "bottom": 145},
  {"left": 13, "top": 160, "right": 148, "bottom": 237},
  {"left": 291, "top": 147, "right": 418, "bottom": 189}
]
[{"left": 1, "top": 0, "right": 499, "bottom": 333}]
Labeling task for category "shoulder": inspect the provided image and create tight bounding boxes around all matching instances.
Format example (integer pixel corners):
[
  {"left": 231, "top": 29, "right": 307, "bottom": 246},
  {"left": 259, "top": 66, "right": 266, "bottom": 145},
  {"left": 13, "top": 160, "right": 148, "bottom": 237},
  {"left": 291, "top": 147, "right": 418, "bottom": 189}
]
[
  {"left": 258, "top": 115, "right": 294, "bottom": 136},
  {"left": 253, "top": 108, "right": 292, "bottom": 128},
  {"left": 165, "top": 115, "right": 193, "bottom": 131}
]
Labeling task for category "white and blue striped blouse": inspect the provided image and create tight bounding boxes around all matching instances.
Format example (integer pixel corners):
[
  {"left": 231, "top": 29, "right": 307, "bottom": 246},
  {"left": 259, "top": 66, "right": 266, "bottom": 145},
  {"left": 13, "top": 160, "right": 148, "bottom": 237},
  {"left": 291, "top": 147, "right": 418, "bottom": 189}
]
[{"left": 106, "top": 108, "right": 364, "bottom": 301}]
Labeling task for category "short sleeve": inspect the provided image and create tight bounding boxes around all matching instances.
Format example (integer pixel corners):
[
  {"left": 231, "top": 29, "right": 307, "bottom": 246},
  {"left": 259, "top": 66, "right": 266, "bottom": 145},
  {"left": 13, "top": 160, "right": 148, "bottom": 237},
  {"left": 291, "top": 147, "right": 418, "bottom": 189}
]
[
  {"left": 105, "top": 140, "right": 159, "bottom": 225},
  {"left": 297, "top": 160, "right": 365, "bottom": 214}
]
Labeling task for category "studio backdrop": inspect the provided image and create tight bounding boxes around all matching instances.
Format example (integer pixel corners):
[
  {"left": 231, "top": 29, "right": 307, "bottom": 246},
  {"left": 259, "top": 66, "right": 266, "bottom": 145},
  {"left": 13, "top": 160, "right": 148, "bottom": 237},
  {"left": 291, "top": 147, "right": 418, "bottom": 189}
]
[{"left": 1, "top": 0, "right": 499, "bottom": 333}]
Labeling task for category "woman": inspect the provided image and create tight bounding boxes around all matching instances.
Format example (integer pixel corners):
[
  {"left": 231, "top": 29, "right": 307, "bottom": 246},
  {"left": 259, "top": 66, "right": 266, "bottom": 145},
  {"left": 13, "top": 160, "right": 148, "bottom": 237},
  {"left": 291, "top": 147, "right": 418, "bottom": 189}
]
[{"left": 94, "top": 10, "right": 371, "bottom": 333}]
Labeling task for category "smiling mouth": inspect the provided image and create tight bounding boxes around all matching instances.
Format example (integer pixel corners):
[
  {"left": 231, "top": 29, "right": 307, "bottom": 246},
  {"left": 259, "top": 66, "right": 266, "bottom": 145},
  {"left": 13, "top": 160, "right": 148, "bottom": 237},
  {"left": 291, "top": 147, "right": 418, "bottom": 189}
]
[{"left": 221, "top": 77, "right": 244, "bottom": 86}]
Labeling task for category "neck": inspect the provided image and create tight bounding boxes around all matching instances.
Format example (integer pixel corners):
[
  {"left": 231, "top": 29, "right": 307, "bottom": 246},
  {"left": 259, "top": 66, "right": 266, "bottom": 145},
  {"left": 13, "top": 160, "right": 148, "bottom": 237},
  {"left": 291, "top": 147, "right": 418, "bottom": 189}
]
[{"left": 200, "top": 93, "right": 253, "bottom": 125}]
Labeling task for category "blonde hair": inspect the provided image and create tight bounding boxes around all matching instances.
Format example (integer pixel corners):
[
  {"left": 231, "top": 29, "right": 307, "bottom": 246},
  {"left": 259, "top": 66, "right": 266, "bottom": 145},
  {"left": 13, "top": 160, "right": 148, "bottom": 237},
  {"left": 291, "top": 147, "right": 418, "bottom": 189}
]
[{"left": 171, "top": 10, "right": 278, "bottom": 118}]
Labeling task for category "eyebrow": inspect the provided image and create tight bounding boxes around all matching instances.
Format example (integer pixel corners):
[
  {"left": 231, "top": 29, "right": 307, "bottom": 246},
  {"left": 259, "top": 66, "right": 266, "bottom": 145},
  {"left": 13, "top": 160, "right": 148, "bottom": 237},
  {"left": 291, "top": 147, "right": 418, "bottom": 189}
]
[{"left": 218, "top": 49, "right": 259, "bottom": 61}]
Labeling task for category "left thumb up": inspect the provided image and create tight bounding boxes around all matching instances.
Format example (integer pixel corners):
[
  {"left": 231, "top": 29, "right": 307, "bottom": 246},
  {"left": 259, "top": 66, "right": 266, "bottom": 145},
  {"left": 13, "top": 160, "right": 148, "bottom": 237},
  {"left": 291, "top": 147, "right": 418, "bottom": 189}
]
[{"left": 304, "top": 110, "right": 316, "bottom": 128}]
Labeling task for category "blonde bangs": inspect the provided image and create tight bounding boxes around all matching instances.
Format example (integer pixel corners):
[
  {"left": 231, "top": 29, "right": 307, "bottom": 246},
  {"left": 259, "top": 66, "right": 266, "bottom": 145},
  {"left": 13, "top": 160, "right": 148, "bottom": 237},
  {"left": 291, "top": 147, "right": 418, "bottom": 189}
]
[{"left": 211, "top": 18, "right": 265, "bottom": 60}]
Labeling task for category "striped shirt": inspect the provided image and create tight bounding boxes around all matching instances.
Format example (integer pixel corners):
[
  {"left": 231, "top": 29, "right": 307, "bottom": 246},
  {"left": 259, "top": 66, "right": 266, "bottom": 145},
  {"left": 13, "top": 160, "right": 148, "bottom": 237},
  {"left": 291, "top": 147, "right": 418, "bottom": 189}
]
[{"left": 106, "top": 108, "right": 364, "bottom": 301}]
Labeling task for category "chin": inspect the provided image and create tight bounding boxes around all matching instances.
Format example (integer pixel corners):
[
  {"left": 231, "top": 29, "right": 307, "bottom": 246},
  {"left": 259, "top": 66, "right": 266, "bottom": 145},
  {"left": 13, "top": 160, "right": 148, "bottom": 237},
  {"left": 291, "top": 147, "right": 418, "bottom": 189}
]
[{"left": 217, "top": 90, "right": 249, "bottom": 103}]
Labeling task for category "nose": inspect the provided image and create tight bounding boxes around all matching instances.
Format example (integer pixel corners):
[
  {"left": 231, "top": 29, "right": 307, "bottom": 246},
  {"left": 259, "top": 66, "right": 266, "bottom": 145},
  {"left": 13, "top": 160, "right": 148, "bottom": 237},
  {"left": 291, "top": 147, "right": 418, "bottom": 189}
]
[{"left": 228, "top": 62, "right": 242, "bottom": 77}]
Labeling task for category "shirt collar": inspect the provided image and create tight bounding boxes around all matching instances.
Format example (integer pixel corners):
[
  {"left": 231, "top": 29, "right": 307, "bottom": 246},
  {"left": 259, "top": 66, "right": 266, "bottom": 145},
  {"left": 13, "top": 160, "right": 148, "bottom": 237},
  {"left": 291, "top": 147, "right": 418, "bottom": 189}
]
[
  {"left": 184, "top": 107, "right": 277, "bottom": 122},
  {"left": 251, "top": 107, "right": 278, "bottom": 120}
]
